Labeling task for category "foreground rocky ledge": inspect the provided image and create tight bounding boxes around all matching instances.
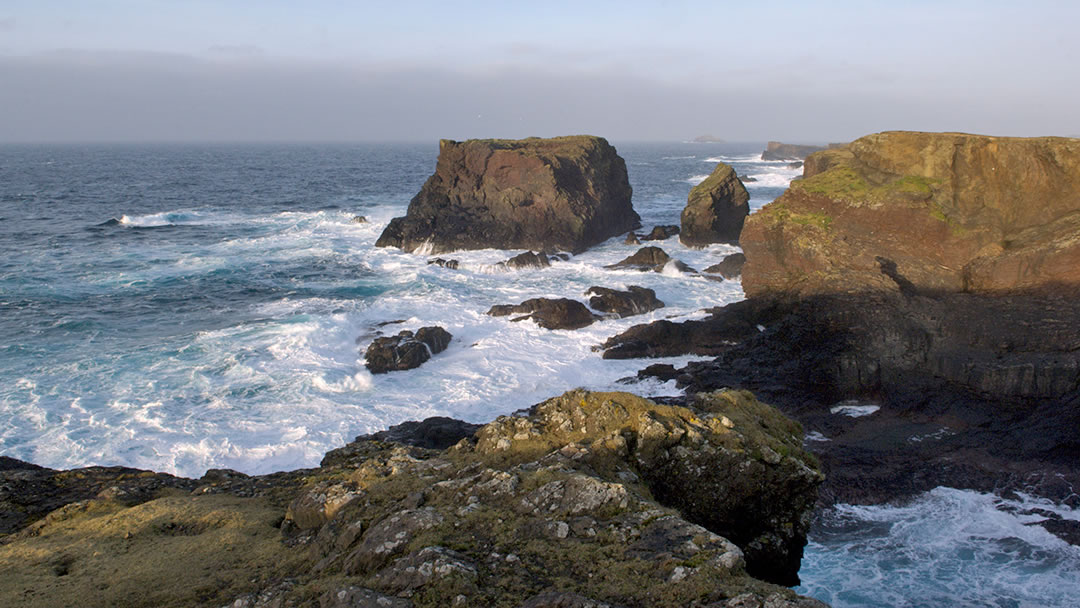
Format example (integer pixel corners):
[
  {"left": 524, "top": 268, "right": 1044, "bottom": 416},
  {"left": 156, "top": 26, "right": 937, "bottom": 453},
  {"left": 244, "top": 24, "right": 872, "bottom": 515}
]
[
  {"left": 0, "top": 390, "right": 825, "bottom": 608},
  {"left": 376, "top": 136, "right": 640, "bottom": 254}
]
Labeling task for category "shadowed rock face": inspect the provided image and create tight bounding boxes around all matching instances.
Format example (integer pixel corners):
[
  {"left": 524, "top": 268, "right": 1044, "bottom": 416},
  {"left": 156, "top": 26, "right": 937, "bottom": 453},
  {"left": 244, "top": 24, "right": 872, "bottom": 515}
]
[
  {"left": 488, "top": 298, "right": 599, "bottom": 330},
  {"left": 364, "top": 327, "right": 452, "bottom": 374},
  {"left": 741, "top": 131, "right": 1080, "bottom": 298},
  {"left": 680, "top": 162, "right": 749, "bottom": 247},
  {"left": 585, "top": 286, "right": 664, "bottom": 318},
  {"left": 376, "top": 136, "right": 640, "bottom": 254}
]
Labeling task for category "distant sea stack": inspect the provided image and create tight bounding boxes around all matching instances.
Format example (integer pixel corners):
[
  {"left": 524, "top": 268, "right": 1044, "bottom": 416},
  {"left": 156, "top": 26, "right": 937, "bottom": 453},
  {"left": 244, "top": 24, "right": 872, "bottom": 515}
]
[
  {"left": 680, "top": 161, "right": 749, "bottom": 247},
  {"left": 692, "top": 134, "right": 726, "bottom": 143},
  {"left": 741, "top": 131, "right": 1080, "bottom": 297},
  {"left": 376, "top": 136, "right": 640, "bottom": 254}
]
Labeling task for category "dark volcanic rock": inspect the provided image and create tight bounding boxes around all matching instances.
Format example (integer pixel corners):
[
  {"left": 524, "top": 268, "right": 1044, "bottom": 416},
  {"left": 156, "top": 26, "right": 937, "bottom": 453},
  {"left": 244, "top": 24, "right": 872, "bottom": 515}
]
[
  {"left": 704, "top": 252, "right": 747, "bottom": 279},
  {"left": 585, "top": 286, "right": 664, "bottom": 318},
  {"left": 376, "top": 136, "right": 640, "bottom": 254},
  {"left": 364, "top": 326, "right": 452, "bottom": 374},
  {"left": 680, "top": 162, "right": 750, "bottom": 247},
  {"left": 488, "top": 298, "right": 599, "bottom": 330},
  {"left": 497, "top": 251, "right": 551, "bottom": 270},
  {"left": 606, "top": 246, "right": 695, "bottom": 273},
  {"left": 760, "top": 141, "right": 827, "bottom": 161},
  {"left": 427, "top": 257, "right": 460, "bottom": 269},
  {"left": 351, "top": 215, "right": 368, "bottom": 223},
  {"left": 354, "top": 416, "right": 482, "bottom": 451},
  {"left": 641, "top": 225, "right": 680, "bottom": 241}
]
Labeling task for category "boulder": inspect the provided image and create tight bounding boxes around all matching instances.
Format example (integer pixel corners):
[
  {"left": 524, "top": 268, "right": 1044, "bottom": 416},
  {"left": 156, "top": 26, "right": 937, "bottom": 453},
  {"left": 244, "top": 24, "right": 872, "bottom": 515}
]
[
  {"left": 623, "top": 232, "right": 641, "bottom": 245},
  {"left": 585, "top": 286, "right": 665, "bottom": 318},
  {"left": 606, "top": 246, "right": 695, "bottom": 273},
  {"left": 641, "top": 225, "right": 680, "bottom": 241},
  {"left": 497, "top": 251, "right": 551, "bottom": 270},
  {"left": 364, "top": 327, "right": 452, "bottom": 374},
  {"left": 351, "top": 215, "right": 368, "bottom": 223},
  {"left": 488, "top": 298, "right": 598, "bottom": 330},
  {"left": 703, "top": 252, "right": 747, "bottom": 279},
  {"left": 427, "top": 257, "right": 460, "bottom": 269},
  {"left": 353, "top": 416, "right": 482, "bottom": 451},
  {"left": 376, "top": 136, "right": 640, "bottom": 254},
  {"left": 680, "top": 162, "right": 750, "bottom": 247},
  {"left": 741, "top": 131, "right": 1080, "bottom": 297},
  {"left": 760, "top": 141, "right": 827, "bottom": 161}
]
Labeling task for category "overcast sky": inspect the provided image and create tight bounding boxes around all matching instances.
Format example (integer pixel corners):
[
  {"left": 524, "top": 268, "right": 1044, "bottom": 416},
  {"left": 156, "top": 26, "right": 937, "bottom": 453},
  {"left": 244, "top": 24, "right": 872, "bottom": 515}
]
[{"left": 1, "top": 0, "right": 1077, "bottom": 143}]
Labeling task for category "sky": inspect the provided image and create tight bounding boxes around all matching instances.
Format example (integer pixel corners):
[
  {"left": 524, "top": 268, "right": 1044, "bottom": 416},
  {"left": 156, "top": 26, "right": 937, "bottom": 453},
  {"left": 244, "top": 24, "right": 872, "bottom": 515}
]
[{"left": 0, "top": 0, "right": 1077, "bottom": 143}]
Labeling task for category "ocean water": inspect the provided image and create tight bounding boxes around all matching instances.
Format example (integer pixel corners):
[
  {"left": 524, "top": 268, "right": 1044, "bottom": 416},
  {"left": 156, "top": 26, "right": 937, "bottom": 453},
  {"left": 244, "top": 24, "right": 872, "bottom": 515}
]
[{"left": 3, "top": 142, "right": 1076, "bottom": 606}]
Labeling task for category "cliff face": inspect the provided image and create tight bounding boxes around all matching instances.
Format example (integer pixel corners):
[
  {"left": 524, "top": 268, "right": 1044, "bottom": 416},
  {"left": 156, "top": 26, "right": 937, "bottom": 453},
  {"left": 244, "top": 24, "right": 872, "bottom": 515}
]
[
  {"left": 680, "top": 161, "right": 749, "bottom": 247},
  {"left": 741, "top": 131, "right": 1080, "bottom": 298},
  {"left": 376, "top": 136, "right": 640, "bottom": 254},
  {"left": 760, "top": 141, "right": 828, "bottom": 161},
  {"left": 0, "top": 390, "right": 825, "bottom": 608}
]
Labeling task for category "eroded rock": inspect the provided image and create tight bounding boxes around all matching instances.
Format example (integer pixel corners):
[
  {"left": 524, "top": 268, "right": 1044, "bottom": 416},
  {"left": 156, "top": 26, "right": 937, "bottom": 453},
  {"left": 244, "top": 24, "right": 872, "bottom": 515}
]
[
  {"left": 681, "top": 162, "right": 749, "bottom": 247},
  {"left": 364, "top": 327, "right": 452, "bottom": 374},
  {"left": 605, "top": 246, "right": 695, "bottom": 273},
  {"left": 488, "top": 298, "right": 599, "bottom": 330},
  {"left": 585, "top": 286, "right": 664, "bottom": 318}
]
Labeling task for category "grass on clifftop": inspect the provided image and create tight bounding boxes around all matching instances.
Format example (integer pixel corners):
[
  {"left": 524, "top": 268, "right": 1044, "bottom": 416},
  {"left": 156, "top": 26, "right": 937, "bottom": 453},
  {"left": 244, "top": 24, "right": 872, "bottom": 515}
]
[{"left": 791, "top": 165, "right": 939, "bottom": 207}]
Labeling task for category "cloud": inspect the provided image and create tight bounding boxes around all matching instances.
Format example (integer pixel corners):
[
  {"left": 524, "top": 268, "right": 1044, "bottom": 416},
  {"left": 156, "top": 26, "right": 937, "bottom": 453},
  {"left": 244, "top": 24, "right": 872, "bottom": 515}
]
[{"left": 0, "top": 50, "right": 1075, "bottom": 143}]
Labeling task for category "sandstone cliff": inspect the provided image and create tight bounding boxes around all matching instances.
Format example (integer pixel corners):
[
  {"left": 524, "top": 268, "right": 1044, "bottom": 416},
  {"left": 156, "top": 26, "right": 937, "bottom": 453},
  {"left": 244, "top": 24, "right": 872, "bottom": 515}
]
[
  {"left": 376, "top": 136, "right": 640, "bottom": 254},
  {"left": 741, "top": 131, "right": 1080, "bottom": 297}
]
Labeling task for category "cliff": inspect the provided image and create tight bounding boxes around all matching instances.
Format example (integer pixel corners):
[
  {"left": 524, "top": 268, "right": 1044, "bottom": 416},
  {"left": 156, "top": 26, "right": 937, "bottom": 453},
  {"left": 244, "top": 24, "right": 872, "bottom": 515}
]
[
  {"left": 376, "top": 136, "right": 640, "bottom": 254},
  {"left": 0, "top": 390, "right": 825, "bottom": 608},
  {"left": 760, "top": 142, "right": 828, "bottom": 161},
  {"left": 742, "top": 131, "right": 1080, "bottom": 297}
]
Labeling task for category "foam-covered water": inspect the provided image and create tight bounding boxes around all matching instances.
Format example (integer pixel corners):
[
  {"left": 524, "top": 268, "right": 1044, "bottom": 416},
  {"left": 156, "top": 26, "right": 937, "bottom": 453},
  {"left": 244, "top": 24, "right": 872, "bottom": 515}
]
[
  {"left": 0, "top": 141, "right": 788, "bottom": 476},
  {"left": 798, "top": 488, "right": 1080, "bottom": 607}
]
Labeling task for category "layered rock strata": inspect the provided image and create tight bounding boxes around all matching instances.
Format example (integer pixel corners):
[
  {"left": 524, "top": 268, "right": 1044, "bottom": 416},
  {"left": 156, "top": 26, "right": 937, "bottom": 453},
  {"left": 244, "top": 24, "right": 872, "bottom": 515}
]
[{"left": 377, "top": 136, "right": 640, "bottom": 254}]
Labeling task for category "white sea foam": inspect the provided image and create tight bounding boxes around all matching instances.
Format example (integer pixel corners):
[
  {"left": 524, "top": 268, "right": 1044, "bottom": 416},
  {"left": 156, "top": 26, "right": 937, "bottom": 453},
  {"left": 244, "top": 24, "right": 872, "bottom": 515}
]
[
  {"left": 685, "top": 174, "right": 710, "bottom": 185},
  {"left": 830, "top": 401, "right": 880, "bottom": 417},
  {"left": 798, "top": 487, "right": 1080, "bottom": 607}
]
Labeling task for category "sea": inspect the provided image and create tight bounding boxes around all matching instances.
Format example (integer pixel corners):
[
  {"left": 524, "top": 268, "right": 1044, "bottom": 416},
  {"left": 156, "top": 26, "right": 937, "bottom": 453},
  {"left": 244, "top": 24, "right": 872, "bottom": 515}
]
[{"left": 1, "top": 141, "right": 1077, "bottom": 606}]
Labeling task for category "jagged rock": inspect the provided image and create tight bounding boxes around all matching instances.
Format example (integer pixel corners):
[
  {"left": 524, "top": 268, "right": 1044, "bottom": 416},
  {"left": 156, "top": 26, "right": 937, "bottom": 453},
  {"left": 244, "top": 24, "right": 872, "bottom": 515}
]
[
  {"left": 605, "top": 246, "right": 695, "bottom": 273},
  {"left": 376, "top": 136, "right": 640, "bottom": 254},
  {"left": 641, "top": 225, "right": 680, "bottom": 241},
  {"left": 741, "top": 131, "right": 1080, "bottom": 297},
  {"left": 704, "top": 252, "right": 747, "bottom": 279},
  {"left": 356, "top": 416, "right": 482, "bottom": 450},
  {"left": 364, "top": 327, "right": 452, "bottom": 374},
  {"left": 602, "top": 299, "right": 781, "bottom": 359},
  {"left": 624, "top": 232, "right": 641, "bottom": 245},
  {"left": 488, "top": 298, "right": 599, "bottom": 330},
  {"left": 681, "top": 162, "right": 749, "bottom": 247},
  {"left": 787, "top": 161, "right": 803, "bottom": 170},
  {"left": 0, "top": 390, "right": 824, "bottom": 607},
  {"left": 739, "top": 175, "right": 758, "bottom": 183},
  {"left": 760, "top": 141, "right": 828, "bottom": 161},
  {"left": 351, "top": 215, "right": 368, "bottom": 223},
  {"left": 498, "top": 251, "right": 551, "bottom": 270},
  {"left": 427, "top": 257, "right": 460, "bottom": 269},
  {"left": 585, "top": 286, "right": 664, "bottom": 318}
]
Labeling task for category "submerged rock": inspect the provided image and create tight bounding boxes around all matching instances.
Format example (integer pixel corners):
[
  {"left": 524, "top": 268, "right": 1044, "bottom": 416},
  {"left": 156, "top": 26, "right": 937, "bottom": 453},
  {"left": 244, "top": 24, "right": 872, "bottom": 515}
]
[
  {"left": 623, "top": 232, "right": 641, "bottom": 245},
  {"left": 497, "top": 251, "right": 551, "bottom": 270},
  {"left": 364, "top": 326, "right": 452, "bottom": 374},
  {"left": 680, "top": 161, "right": 749, "bottom": 247},
  {"left": 641, "top": 225, "right": 680, "bottom": 241},
  {"left": 488, "top": 298, "right": 598, "bottom": 330},
  {"left": 585, "top": 286, "right": 664, "bottom": 318},
  {"left": 427, "top": 257, "right": 460, "bottom": 269},
  {"left": 606, "top": 246, "right": 695, "bottom": 273},
  {"left": 376, "top": 136, "right": 640, "bottom": 254},
  {"left": 351, "top": 215, "right": 368, "bottom": 223}
]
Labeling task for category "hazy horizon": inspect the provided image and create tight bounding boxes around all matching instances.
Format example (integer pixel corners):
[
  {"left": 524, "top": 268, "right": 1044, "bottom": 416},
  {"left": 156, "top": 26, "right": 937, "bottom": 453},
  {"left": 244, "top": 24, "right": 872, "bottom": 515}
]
[{"left": 2, "top": 1, "right": 1078, "bottom": 143}]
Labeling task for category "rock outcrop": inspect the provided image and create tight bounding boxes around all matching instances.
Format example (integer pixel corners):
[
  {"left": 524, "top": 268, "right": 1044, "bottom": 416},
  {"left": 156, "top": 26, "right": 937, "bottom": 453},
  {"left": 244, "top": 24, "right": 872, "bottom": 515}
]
[
  {"left": 585, "top": 286, "right": 664, "bottom": 318},
  {"left": 606, "top": 246, "right": 695, "bottom": 273},
  {"left": 741, "top": 131, "right": 1080, "bottom": 297},
  {"left": 0, "top": 390, "right": 826, "bottom": 608},
  {"left": 364, "top": 327, "right": 452, "bottom": 374},
  {"left": 704, "top": 252, "right": 747, "bottom": 279},
  {"left": 376, "top": 136, "right": 640, "bottom": 254},
  {"left": 488, "top": 298, "right": 599, "bottom": 330},
  {"left": 760, "top": 141, "right": 828, "bottom": 161},
  {"left": 680, "top": 162, "right": 750, "bottom": 247},
  {"left": 497, "top": 251, "right": 551, "bottom": 270},
  {"left": 641, "top": 225, "right": 680, "bottom": 241}
]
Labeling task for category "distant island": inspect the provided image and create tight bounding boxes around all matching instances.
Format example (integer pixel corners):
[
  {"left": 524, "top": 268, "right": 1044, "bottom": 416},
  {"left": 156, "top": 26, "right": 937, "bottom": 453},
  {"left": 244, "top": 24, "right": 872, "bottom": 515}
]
[{"left": 691, "top": 134, "right": 726, "bottom": 143}]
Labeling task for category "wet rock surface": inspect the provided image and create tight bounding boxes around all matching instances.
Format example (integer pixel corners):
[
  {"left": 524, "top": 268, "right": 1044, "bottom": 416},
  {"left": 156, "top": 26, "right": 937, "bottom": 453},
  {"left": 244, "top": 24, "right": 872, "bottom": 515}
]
[
  {"left": 704, "top": 252, "right": 746, "bottom": 279},
  {"left": 497, "top": 251, "right": 552, "bottom": 270},
  {"left": 488, "top": 298, "right": 599, "bottom": 330},
  {"left": 585, "top": 286, "right": 664, "bottom": 318},
  {"left": 640, "top": 225, "right": 680, "bottom": 241},
  {"left": 680, "top": 162, "right": 749, "bottom": 247},
  {"left": 376, "top": 136, "right": 640, "bottom": 254},
  {"left": 364, "top": 327, "right": 452, "bottom": 374},
  {"left": 606, "top": 246, "right": 695, "bottom": 273}
]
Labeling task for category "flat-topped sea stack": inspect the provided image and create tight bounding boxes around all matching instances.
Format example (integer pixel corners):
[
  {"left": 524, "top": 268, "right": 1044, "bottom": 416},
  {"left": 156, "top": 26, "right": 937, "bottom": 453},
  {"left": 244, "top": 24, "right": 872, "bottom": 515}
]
[
  {"left": 742, "top": 131, "right": 1080, "bottom": 297},
  {"left": 760, "top": 141, "right": 829, "bottom": 161},
  {"left": 680, "top": 161, "right": 749, "bottom": 247},
  {"left": 376, "top": 136, "right": 640, "bottom": 254}
]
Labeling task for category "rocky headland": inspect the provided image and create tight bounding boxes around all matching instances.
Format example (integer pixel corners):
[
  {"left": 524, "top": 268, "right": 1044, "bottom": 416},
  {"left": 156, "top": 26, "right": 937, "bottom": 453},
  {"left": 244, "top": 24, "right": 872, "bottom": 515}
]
[
  {"left": 611, "top": 132, "right": 1080, "bottom": 523},
  {"left": 1, "top": 391, "right": 826, "bottom": 607},
  {"left": 376, "top": 136, "right": 640, "bottom": 254}
]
